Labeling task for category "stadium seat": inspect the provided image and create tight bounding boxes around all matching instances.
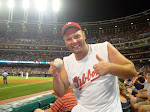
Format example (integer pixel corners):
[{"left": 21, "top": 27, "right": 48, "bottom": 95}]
[{"left": 122, "top": 104, "right": 131, "bottom": 112}]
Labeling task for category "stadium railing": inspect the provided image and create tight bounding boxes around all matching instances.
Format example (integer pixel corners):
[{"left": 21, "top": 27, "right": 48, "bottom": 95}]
[{"left": 0, "top": 93, "right": 57, "bottom": 112}]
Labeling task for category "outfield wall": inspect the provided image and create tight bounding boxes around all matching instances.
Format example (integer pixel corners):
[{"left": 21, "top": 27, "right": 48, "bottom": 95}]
[{"left": 0, "top": 93, "right": 56, "bottom": 112}]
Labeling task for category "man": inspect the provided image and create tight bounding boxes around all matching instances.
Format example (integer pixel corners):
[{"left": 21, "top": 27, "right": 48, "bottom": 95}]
[
  {"left": 21, "top": 71, "right": 23, "bottom": 77},
  {"left": 49, "top": 22, "right": 137, "bottom": 112},
  {"left": 26, "top": 72, "right": 29, "bottom": 79},
  {"left": 34, "top": 85, "right": 77, "bottom": 112},
  {"left": 2, "top": 71, "right": 8, "bottom": 84},
  {"left": 140, "top": 70, "right": 150, "bottom": 92}
]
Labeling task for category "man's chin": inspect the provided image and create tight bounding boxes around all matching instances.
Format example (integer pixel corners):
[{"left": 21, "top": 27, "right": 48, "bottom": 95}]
[{"left": 73, "top": 50, "right": 82, "bottom": 54}]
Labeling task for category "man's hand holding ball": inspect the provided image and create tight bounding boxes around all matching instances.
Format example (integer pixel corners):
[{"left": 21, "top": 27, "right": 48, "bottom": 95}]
[
  {"left": 49, "top": 58, "right": 63, "bottom": 77},
  {"left": 54, "top": 58, "right": 63, "bottom": 68}
]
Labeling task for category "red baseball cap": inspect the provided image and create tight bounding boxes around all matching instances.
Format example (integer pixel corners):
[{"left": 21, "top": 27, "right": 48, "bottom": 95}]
[{"left": 62, "top": 22, "right": 82, "bottom": 37}]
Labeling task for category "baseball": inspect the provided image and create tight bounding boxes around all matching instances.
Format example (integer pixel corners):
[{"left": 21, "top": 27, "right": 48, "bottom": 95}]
[{"left": 54, "top": 58, "right": 63, "bottom": 68}]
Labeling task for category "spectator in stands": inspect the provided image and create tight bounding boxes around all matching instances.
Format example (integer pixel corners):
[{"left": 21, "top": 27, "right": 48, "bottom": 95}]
[
  {"left": 119, "top": 78, "right": 125, "bottom": 83},
  {"left": 134, "top": 76, "right": 145, "bottom": 90},
  {"left": 132, "top": 70, "right": 150, "bottom": 112},
  {"left": 119, "top": 80, "right": 132, "bottom": 112},
  {"left": 34, "top": 85, "right": 77, "bottom": 112},
  {"left": 2, "top": 71, "right": 8, "bottom": 84},
  {"left": 49, "top": 22, "right": 137, "bottom": 112},
  {"left": 140, "top": 70, "right": 150, "bottom": 92},
  {"left": 119, "top": 80, "right": 130, "bottom": 109},
  {"left": 127, "top": 76, "right": 145, "bottom": 94},
  {"left": 128, "top": 70, "right": 150, "bottom": 106},
  {"left": 125, "top": 78, "right": 133, "bottom": 87}
]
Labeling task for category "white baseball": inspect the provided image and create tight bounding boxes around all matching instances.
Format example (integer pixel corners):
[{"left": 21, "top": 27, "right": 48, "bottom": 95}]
[{"left": 54, "top": 58, "right": 63, "bottom": 68}]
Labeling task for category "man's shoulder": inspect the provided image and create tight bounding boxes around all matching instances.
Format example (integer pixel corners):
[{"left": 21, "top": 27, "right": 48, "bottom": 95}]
[
  {"left": 89, "top": 42, "right": 110, "bottom": 52},
  {"left": 63, "top": 53, "right": 74, "bottom": 60},
  {"left": 2, "top": 72, "right": 6, "bottom": 74},
  {"left": 89, "top": 41, "right": 109, "bottom": 47}
]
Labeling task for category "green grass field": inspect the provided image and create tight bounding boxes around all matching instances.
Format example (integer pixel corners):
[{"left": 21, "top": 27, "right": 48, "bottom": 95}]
[{"left": 0, "top": 76, "right": 53, "bottom": 100}]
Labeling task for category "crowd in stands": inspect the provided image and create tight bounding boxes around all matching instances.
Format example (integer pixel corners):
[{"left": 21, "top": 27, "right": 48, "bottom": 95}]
[
  {"left": 118, "top": 69, "right": 150, "bottom": 112},
  {"left": 0, "top": 53, "right": 149, "bottom": 77},
  {"left": 0, "top": 66, "right": 49, "bottom": 76},
  {"left": 0, "top": 25, "right": 150, "bottom": 45},
  {"left": 0, "top": 52, "right": 52, "bottom": 62},
  {"left": 97, "top": 26, "right": 150, "bottom": 44},
  {"left": 135, "top": 64, "right": 150, "bottom": 73},
  {"left": 0, "top": 52, "right": 70, "bottom": 62},
  {"left": 0, "top": 45, "right": 69, "bottom": 51},
  {"left": 0, "top": 31, "right": 65, "bottom": 45}
]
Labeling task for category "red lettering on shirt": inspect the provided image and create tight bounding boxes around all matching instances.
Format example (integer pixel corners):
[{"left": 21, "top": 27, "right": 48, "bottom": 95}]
[{"left": 72, "top": 69, "right": 100, "bottom": 90}]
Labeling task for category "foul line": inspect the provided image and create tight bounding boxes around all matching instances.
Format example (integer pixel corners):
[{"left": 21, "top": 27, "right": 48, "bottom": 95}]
[{"left": 0, "top": 80, "right": 51, "bottom": 90}]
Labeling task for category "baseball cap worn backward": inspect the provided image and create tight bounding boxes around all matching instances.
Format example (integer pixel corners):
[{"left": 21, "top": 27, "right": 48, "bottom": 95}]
[{"left": 62, "top": 22, "right": 82, "bottom": 37}]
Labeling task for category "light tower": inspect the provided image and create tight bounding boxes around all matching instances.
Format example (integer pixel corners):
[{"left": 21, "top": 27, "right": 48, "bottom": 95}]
[
  {"left": 35, "top": 0, "right": 47, "bottom": 33},
  {"left": 7, "top": 0, "right": 14, "bottom": 23},
  {"left": 7, "top": 0, "right": 14, "bottom": 32},
  {"left": 22, "top": 0, "right": 29, "bottom": 23},
  {"left": 22, "top": 0, "right": 30, "bottom": 32},
  {"left": 35, "top": 0, "right": 47, "bottom": 24},
  {"left": 52, "top": 0, "right": 60, "bottom": 35}
]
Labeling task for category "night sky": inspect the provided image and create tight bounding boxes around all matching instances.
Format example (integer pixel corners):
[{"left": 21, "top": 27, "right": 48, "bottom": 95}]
[{"left": 57, "top": 0, "right": 150, "bottom": 22}]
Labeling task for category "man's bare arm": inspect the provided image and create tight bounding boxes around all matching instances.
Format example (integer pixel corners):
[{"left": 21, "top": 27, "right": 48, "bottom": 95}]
[
  {"left": 108, "top": 43, "right": 137, "bottom": 79},
  {"left": 49, "top": 62, "right": 70, "bottom": 97},
  {"left": 93, "top": 43, "right": 137, "bottom": 79}
]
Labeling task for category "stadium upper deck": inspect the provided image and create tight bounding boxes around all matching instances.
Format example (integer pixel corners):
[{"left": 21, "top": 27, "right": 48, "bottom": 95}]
[{"left": 0, "top": 8, "right": 149, "bottom": 72}]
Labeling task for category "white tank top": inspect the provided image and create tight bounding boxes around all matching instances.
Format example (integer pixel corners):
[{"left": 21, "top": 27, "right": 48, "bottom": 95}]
[{"left": 63, "top": 42, "right": 122, "bottom": 112}]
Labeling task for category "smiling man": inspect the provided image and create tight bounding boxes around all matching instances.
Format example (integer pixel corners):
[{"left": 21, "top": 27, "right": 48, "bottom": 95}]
[{"left": 49, "top": 22, "right": 137, "bottom": 112}]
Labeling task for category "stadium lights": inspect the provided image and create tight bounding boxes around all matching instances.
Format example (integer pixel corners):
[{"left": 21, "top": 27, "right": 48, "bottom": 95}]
[
  {"left": 22, "top": 0, "right": 30, "bottom": 10},
  {"left": 35, "top": 0, "right": 47, "bottom": 12},
  {"left": 52, "top": 0, "right": 60, "bottom": 13},
  {"left": 8, "top": 0, "right": 14, "bottom": 9}
]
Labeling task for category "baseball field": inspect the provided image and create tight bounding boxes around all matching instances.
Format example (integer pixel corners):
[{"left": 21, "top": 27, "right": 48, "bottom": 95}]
[{"left": 0, "top": 76, "right": 53, "bottom": 100}]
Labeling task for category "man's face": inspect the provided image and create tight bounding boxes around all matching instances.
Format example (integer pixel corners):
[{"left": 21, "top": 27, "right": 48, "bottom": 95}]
[{"left": 63, "top": 27, "right": 86, "bottom": 54}]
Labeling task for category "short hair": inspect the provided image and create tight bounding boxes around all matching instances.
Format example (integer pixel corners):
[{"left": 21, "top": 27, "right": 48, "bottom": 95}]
[
  {"left": 127, "top": 78, "right": 132, "bottom": 82},
  {"left": 138, "top": 72, "right": 144, "bottom": 76},
  {"left": 119, "top": 78, "right": 124, "bottom": 83},
  {"left": 138, "top": 77, "right": 145, "bottom": 83}
]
